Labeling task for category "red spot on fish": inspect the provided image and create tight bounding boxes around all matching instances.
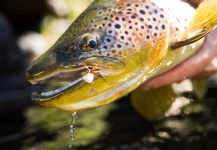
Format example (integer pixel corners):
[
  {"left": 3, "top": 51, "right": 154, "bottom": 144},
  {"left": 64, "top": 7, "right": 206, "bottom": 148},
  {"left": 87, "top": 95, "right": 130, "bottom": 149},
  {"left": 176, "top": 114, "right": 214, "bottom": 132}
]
[{"left": 112, "top": 50, "right": 116, "bottom": 53}]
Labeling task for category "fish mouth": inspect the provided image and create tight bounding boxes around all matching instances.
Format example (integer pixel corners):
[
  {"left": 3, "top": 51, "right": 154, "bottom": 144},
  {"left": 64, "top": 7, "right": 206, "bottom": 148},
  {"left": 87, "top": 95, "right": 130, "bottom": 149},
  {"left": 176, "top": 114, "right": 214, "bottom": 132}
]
[{"left": 25, "top": 56, "right": 126, "bottom": 102}]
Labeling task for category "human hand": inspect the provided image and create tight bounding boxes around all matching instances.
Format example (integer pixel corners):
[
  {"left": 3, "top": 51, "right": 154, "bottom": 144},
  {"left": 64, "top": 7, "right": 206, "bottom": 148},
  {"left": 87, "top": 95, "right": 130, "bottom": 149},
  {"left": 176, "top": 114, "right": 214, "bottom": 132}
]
[{"left": 140, "top": 0, "right": 217, "bottom": 90}]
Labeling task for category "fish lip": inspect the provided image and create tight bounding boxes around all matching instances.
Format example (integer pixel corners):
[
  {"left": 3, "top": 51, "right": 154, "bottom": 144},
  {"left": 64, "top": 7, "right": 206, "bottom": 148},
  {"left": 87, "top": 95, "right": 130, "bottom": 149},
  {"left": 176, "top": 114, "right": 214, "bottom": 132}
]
[
  {"left": 26, "top": 56, "right": 126, "bottom": 101},
  {"left": 26, "top": 56, "right": 125, "bottom": 84},
  {"left": 31, "top": 77, "right": 85, "bottom": 102},
  {"left": 25, "top": 65, "right": 86, "bottom": 84},
  {"left": 28, "top": 66, "right": 92, "bottom": 102},
  {"left": 26, "top": 65, "right": 88, "bottom": 102}
]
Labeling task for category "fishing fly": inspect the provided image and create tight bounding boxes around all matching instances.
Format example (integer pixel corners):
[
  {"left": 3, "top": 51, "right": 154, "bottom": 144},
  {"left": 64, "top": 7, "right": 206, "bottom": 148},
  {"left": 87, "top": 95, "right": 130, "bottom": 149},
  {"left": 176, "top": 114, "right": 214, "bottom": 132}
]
[{"left": 82, "top": 65, "right": 107, "bottom": 83}]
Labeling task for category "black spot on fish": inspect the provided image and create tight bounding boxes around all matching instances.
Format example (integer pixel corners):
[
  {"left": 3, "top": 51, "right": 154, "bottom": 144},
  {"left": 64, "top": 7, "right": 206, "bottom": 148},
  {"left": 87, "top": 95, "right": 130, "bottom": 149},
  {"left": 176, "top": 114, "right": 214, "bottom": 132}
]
[
  {"left": 160, "top": 14, "right": 164, "bottom": 18},
  {"left": 106, "top": 38, "right": 111, "bottom": 42},
  {"left": 131, "top": 15, "right": 136, "bottom": 19},
  {"left": 115, "top": 24, "right": 121, "bottom": 29},
  {"left": 148, "top": 25, "right": 152, "bottom": 29},
  {"left": 126, "top": 3, "right": 131, "bottom": 6},
  {"left": 139, "top": 10, "right": 146, "bottom": 15},
  {"left": 118, "top": 11, "right": 123, "bottom": 14},
  {"left": 117, "top": 44, "right": 122, "bottom": 48},
  {"left": 154, "top": 10, "right": 158, "bottom": 14}
]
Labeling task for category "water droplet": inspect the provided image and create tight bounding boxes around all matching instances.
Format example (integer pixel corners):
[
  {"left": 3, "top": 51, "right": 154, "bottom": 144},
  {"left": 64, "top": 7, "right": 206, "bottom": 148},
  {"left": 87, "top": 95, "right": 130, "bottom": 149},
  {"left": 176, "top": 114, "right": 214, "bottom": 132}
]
[
  {"left": 68, "top": 112, "right": 77, "bottom": 148},
  {"left": 70, "top": 112, "right": 77, "bottom": 140},
  {"left": 167, "top": 61, "right": 172, "bottom": 66}
]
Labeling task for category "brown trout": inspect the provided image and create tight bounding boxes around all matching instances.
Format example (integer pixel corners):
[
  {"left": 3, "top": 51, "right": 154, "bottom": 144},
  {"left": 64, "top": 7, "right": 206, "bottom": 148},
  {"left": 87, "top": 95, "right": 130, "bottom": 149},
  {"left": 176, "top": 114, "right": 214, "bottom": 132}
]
[{"left": 25, "top": 0, "right": 217, "bottom": 119}]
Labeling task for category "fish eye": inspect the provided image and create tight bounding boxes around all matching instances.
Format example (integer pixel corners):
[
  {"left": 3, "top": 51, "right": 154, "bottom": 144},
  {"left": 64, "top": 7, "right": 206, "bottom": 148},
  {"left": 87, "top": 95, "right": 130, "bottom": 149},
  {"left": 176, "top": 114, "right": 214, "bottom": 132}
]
[
  {"left": 88, "top": 40, "right": 97, "bottom": 49},
  {"left": 78, "top": 33, "right": 99, "bottom": 51}
]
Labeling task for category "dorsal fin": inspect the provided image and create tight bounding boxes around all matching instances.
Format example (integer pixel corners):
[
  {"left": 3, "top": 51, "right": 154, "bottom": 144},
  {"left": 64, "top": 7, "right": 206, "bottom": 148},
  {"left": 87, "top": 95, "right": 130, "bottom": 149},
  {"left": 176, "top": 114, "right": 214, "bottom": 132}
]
[{"left": 170, "top": 0, "right": 217, "bottom": 49}]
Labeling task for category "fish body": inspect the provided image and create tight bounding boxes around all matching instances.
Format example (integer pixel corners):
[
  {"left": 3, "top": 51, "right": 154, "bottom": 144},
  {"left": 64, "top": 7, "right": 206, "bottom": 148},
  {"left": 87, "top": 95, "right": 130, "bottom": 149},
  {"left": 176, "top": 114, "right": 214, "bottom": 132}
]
[{"left": 26, "top": 0, "right": 217, "bottom": 112}]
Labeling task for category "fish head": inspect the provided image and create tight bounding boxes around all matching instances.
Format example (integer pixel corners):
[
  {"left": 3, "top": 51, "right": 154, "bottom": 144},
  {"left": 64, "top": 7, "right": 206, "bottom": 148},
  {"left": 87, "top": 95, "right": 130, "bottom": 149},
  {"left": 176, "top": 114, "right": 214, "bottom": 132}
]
[{"left": 25, "top": 0, "right": 167, "bottom": 111}]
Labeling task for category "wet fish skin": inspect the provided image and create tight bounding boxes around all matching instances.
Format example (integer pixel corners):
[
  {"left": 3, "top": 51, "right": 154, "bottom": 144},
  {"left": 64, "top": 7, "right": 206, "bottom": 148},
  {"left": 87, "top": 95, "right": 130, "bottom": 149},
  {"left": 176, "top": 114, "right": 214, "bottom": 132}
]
[
  {"left": 25, "top": 0, "right": 217, "bottom": 112},
  {"left": 26, "top": 0, "right": 194, "bottom": 83}
]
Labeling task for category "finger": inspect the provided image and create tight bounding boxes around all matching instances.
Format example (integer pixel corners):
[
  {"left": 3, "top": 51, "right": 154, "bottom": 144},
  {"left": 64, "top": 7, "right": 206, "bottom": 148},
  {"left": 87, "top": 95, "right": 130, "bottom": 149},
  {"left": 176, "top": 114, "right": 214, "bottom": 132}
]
[
  {"left": 193, "top": 57, "right": 217, "bottom": 79},
  {"left": 140, "top": 28, "right": 217, "bottom": 91}
]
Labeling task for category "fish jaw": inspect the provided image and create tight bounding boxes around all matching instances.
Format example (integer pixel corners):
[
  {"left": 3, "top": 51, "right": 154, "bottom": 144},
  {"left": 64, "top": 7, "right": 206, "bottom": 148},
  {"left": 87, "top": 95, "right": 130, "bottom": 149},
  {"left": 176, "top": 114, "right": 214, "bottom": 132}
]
[
  {"left": 25, "top": 50, "right": 127, "bottom": 98},
  {"left": 29, "top": 46, "right": 151, "bottom": 112},
  {"left": 25, "top": 49, "right": 126, "bottom": 84}
]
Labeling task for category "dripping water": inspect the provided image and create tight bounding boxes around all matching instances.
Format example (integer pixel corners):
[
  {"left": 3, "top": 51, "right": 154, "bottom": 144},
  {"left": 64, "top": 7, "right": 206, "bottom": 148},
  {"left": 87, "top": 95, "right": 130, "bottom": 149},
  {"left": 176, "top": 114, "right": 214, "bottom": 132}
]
[
  {"left": 68, "top": 112, "right": 77, "bottom": 148},
  {"left": 70, "top": 112, "right": 77, "bottom": 140}
]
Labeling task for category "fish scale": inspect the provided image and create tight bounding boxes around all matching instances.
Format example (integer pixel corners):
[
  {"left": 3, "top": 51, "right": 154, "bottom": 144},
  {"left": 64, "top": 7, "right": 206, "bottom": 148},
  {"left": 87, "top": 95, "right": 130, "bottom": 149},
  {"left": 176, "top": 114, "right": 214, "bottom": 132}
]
[
  {"left": 84, "top": 0, "right": 195, "bottom": 58},
  {"left": 48, "top": 0, "right": 194, "bottom": 58},
  {"left": 25, "top": 0, "right": 217, "bottom": 113}
]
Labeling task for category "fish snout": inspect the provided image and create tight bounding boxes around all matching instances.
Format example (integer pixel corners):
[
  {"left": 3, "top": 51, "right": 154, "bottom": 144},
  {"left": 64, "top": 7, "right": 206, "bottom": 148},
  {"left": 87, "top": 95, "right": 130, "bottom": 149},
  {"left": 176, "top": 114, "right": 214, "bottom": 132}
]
[{"left": 25, "top": 48, "right": 59, "bottom": 84}]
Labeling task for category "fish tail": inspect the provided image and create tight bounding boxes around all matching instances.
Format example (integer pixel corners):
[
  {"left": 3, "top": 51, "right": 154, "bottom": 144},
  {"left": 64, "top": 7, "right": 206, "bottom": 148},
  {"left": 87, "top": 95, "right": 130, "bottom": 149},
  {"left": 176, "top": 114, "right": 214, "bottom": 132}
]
[{"left": 171, "top": 0, "right": 217, "bottom": 49}]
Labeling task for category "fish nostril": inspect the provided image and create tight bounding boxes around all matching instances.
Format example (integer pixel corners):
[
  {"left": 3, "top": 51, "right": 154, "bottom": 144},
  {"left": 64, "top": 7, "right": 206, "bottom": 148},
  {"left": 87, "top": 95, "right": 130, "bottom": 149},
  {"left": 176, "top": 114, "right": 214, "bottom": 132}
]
[{"left": 57, "top": 50, "right": 70, "bottom": 55}]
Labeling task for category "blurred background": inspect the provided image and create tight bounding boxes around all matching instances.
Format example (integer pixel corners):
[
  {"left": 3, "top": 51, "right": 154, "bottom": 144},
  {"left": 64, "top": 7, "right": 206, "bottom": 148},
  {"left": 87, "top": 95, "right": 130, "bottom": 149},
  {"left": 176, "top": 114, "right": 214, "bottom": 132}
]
[{"left": 1, "top": 0, "right": 217, "bottom": 150}]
